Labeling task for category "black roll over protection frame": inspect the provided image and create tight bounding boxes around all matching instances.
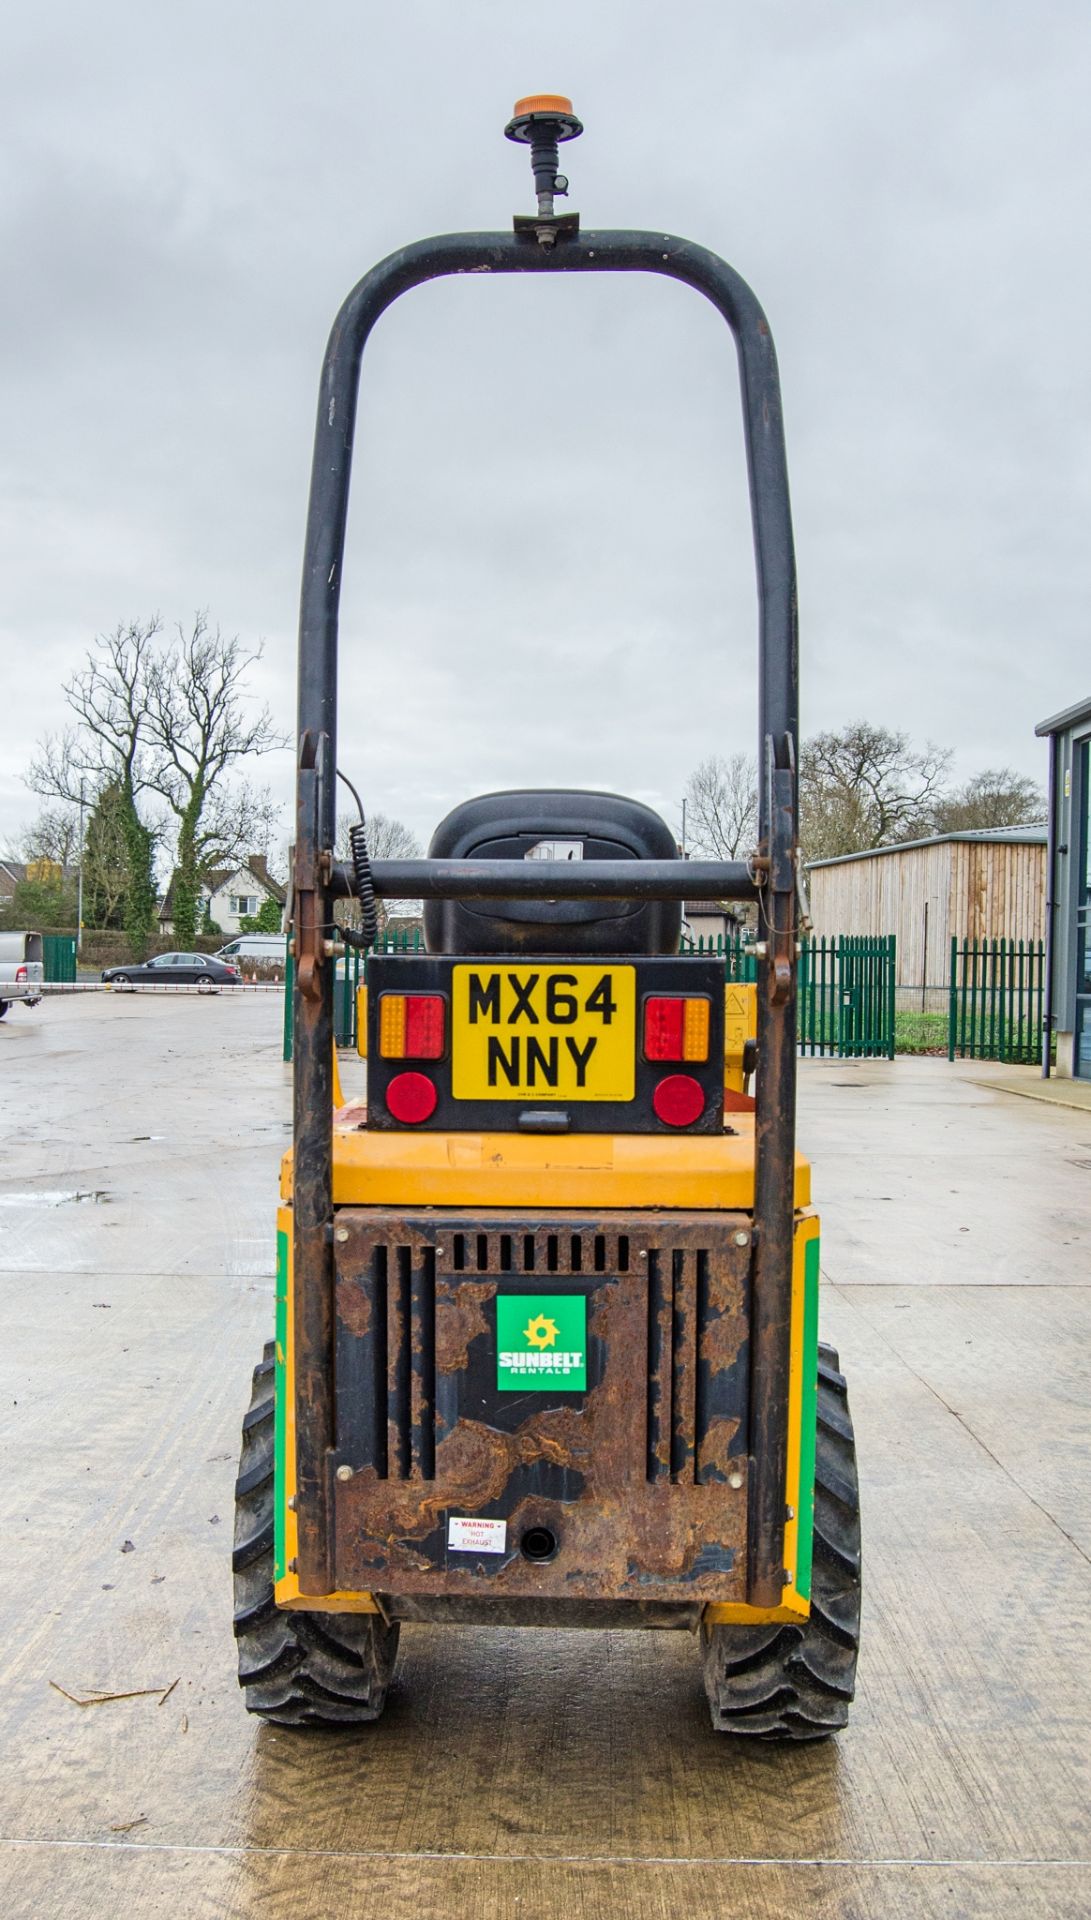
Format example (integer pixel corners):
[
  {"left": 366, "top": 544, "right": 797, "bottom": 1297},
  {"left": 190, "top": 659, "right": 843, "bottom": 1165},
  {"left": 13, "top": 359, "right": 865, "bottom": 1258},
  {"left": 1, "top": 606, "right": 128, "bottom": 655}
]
[{"left": 291, "top": 99, "right": 800, "bottom": 1608}]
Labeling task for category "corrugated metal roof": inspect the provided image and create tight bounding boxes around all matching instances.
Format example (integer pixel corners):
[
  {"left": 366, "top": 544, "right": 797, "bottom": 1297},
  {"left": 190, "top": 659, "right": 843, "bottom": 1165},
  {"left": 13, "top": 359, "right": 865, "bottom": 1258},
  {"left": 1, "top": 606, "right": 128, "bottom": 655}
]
[{"left": 807, "top": 824, "right": 1047, "bottom": 871}]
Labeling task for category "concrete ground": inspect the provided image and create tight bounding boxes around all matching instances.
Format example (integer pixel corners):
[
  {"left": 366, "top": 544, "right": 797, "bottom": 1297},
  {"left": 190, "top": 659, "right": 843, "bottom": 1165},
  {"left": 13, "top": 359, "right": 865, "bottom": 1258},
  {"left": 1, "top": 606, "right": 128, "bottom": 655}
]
[{"left": 0, "top": 991, "right": 1089, "bottom": 1920}]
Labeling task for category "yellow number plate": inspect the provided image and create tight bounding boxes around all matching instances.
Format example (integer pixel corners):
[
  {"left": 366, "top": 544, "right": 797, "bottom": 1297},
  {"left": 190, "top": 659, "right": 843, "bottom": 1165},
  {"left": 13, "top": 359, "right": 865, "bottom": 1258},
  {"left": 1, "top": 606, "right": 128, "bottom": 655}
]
[{"left": 452, "top": 965, "right": 636, "bottom": 1102}]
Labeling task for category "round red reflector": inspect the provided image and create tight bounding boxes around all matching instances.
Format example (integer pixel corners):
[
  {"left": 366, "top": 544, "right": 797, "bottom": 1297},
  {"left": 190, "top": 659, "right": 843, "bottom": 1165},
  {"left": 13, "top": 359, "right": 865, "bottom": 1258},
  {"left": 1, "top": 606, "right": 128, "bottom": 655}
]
[
  {"left": 385, "top": 1071, "right": 438, "bottom": 1125},
  {"left": 653, "top": 1073, "right": 705, "bottom": 1128}
]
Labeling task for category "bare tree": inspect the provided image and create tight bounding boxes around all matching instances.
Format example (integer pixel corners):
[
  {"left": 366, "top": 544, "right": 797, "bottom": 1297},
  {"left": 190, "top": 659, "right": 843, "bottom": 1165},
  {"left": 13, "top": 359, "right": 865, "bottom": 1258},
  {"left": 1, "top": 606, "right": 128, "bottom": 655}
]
[
  {"left": 144, "top": 614, "right": 287, "bottom": 946},
  {"left": 20, "top": 804, "right": 80, "bottom": 872},
  {"left": 335, "top": 811, "right": 423, "bottom": 934},
  {"left": 932, "top": 767, "right": 1045, "bottom": 834},
  {"left": 800, "top": 723, "right": 952, "bottom": 862},
  {"left": 27, "top": 619, "right": 160, "bottom": 950},
  {"left": 682, "top": 754, "right": 758, "bottom": 860}
]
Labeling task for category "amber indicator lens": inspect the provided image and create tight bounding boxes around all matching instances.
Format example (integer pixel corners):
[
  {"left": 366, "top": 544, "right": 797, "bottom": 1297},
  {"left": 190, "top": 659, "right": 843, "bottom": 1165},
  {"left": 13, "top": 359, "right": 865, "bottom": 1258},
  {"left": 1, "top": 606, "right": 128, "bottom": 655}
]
[
  {"left": 643, "top": 995, "right": 710, "bottom": 1062},
  {"left": 378, "top": 992, "right": 446, "bottom": 1060}
]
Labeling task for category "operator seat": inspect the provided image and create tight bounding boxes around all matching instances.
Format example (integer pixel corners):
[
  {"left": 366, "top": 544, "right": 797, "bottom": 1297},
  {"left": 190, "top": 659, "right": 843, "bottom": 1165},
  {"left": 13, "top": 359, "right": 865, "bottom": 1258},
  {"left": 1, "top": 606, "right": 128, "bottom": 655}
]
[{"left": 423, "top": 789, "right": 682, "bottom": 957}]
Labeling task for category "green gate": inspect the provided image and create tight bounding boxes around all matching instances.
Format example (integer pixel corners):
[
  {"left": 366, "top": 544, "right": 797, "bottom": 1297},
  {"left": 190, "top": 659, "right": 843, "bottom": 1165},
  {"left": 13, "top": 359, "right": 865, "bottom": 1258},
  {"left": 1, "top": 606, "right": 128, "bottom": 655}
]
[
  {"left": 42, "top": 934, "right": 77, "bottom": 982},
  {"left": 947, "top": 938, "right": 1045, "bottom": 1064},
  {"left": 798, "top": 934, "right": 896, "bottom": 1059}
]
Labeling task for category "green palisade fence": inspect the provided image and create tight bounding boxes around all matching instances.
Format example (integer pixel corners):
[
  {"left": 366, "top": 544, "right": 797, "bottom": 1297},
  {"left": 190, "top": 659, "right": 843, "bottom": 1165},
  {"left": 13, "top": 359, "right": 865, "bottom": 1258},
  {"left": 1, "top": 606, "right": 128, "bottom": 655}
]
[
  {"left": 947, "top": 938, "right": 1045, "bottom": 1064},
  {"left": 42, "top": 934, "right": 77, "bottom": 982}
]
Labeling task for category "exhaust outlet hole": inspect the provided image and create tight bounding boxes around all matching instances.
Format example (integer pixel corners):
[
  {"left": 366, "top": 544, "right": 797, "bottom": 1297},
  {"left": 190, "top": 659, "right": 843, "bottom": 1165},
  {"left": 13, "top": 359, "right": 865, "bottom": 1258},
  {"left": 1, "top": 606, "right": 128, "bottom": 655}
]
[{"left": 520, "top": 1525, "right": 558, "bottom": 1563}]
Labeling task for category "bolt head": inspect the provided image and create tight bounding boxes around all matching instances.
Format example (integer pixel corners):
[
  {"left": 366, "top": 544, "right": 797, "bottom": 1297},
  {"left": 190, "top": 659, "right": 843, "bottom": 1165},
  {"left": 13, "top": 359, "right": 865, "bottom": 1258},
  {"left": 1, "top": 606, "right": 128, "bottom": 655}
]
[
  {"left": 728, "top": 1471, "right": 744, "bottom": 1491},
  {"left": 335, "top": 1464, "right": 354, "bottom": 1482},
  {"left": 287, "top": 1557, "right": 298, "bottom": 1574},
  {"left": 335, "top": 1226, "right": 349, "bottom": 1243},
  {"left": 733, "top": 1230, "right": 750, "bottom": 1248}
]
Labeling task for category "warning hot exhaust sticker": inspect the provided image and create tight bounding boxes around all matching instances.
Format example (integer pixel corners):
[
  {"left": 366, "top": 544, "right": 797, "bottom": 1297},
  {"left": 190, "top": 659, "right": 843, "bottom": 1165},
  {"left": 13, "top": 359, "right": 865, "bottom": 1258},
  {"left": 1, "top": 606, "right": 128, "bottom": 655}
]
[{"left": 496, "top": 1294, "right": 587, "bottom": 1392}]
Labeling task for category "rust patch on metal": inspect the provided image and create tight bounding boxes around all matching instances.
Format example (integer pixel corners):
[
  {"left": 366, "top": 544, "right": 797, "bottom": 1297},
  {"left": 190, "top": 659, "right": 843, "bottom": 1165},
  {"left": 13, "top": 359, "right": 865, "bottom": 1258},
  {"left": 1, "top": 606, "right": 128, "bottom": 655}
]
[
  {"left": 338, "top": 1273, "right": 372, "bottom": 1338},
  {"left": 435, "top": 1280, "right": 496, "bottom": 1373}
]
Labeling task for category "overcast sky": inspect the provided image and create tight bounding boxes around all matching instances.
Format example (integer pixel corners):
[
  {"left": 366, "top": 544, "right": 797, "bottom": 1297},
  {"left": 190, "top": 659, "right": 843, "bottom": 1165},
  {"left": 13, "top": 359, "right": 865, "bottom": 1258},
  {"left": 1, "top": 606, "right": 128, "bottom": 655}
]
[{"left": 2, "top": 2, "right": 1088, "bottom": 865}]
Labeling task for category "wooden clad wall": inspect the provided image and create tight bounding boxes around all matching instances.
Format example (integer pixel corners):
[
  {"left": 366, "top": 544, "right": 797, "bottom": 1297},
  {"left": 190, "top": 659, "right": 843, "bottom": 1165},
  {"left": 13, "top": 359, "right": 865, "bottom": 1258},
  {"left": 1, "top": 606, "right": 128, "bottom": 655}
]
[
  {"left": 809, "top": 839, "right": 1046, "bottom": 989},
  {"left": 809, "top": 844, "right": 951, "bottom": 988},
  {"left": 951, "top": 840, "right": 1046, "bottom": 945}
]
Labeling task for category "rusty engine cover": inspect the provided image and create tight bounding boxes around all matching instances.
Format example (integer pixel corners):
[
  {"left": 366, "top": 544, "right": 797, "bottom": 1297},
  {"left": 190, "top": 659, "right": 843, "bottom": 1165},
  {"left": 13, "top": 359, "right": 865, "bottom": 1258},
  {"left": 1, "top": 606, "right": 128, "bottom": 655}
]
[{"left": 330, "top": 1210, "right": 752, "bottom": 1605}]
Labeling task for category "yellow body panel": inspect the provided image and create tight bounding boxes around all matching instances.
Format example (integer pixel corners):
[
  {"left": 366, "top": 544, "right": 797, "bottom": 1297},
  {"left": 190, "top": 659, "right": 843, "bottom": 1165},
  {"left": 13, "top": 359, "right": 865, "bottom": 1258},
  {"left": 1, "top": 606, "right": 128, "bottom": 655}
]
[
  {"left": 275, "top": 1205, "right": 380, "bottom": 1614},
  {"left": 281, "top": 1118, "right": 809, "bottom": 1212}
]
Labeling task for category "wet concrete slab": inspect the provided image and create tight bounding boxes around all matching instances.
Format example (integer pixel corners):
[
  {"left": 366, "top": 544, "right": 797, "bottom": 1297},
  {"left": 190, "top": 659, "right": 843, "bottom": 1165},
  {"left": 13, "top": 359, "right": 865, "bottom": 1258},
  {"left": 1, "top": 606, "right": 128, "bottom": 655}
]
[{"left": 0, "top": 997, "right": 1088, "bottom": 1918}]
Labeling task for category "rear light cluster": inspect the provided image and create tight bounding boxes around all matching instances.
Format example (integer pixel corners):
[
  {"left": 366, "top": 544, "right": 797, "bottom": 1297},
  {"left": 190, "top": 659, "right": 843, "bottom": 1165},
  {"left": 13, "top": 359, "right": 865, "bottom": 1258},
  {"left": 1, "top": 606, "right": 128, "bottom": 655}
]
[
  {"left": 15, "top": 965, "right": 27, "bottom": 984},
  {"left": 379, "top": 992, "right": 446, "bottom": 1060},
  {"left": 643, "top": 995, "right": 709, "bottom": 1062}
]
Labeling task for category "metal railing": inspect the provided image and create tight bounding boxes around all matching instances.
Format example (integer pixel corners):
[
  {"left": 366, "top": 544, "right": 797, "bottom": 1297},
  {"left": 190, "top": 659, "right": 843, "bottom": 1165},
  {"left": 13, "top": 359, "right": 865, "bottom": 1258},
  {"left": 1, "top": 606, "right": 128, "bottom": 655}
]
[{"left": 947, "top": 938, "right": 1046, "bottom": 1064}]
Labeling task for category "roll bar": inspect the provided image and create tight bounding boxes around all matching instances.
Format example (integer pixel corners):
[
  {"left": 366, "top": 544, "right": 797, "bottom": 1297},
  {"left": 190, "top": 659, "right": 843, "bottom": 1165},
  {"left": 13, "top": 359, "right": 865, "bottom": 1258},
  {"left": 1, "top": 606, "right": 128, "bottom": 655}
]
[{"left": 291, "top": 209, "right": 799, "bottom": 1608}]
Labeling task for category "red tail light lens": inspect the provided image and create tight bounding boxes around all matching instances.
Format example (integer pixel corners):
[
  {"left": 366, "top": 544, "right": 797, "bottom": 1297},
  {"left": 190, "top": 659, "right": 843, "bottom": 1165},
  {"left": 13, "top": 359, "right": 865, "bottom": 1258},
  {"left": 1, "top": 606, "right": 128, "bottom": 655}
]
[
  {"left": 379, "top": 992, "right": 446, "bottom": 1060},
  {"left": 643, "top": 996, "right": 710, "bottom": 1062},
  {"left": 385, "top": 1071, "right": 438, "bottom": 1124},
  {"left": 15, "top": 965, "right": 27, "bottom": 983}
]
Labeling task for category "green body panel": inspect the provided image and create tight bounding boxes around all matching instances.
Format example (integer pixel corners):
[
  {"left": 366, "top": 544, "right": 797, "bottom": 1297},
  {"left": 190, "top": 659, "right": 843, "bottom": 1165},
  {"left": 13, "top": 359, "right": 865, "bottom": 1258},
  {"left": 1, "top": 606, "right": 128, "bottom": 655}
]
[
  {"left": 796, "top": 1234, "right": 821, "bottom": 1602},
  {"left": 274, "top": 1227, "right": 288, "bottom": 1583}
]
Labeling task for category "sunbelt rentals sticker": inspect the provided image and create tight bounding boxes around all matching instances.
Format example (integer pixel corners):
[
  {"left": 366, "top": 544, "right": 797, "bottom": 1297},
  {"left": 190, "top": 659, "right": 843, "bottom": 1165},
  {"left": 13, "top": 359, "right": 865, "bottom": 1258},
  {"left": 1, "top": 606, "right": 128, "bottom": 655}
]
[{"left": 496, "top": 1294, "right": 586, "bottom": 1392}]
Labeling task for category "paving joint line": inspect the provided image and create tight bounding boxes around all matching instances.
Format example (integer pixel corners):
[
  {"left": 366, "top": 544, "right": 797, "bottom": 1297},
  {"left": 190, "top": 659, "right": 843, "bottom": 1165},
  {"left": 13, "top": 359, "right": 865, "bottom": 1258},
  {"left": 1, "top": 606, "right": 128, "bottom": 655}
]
[{"left": 0, "top": 1839, "right": 1086, "bottom": 1870}]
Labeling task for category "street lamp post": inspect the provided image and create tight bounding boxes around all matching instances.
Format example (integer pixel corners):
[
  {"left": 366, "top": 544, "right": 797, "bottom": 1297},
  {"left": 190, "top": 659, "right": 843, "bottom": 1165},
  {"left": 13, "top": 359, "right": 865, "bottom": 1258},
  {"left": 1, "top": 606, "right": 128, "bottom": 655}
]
[{"left": 76, "top": 780, "right": 86, "bottom": 954}]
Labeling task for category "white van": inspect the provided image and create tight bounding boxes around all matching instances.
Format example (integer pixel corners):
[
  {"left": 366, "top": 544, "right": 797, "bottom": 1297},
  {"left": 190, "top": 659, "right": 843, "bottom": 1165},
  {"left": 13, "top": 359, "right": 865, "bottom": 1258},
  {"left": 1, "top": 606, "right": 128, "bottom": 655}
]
[{"left": 217, "top": 935, "right": 287, "bottom": 963}]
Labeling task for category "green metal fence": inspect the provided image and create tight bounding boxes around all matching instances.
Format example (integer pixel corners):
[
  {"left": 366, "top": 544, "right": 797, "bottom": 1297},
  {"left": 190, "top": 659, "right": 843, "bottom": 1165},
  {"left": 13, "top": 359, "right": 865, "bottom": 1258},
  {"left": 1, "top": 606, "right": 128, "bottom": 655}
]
[
  {"left": 42, "top": 934, "right": 77, "bottom": 982},
  {"left": 680, "top": 932, "right": 758, "bottom": 981},
  {"left": 947, "top": 938, "right": 1045, "bottom": 1064}
]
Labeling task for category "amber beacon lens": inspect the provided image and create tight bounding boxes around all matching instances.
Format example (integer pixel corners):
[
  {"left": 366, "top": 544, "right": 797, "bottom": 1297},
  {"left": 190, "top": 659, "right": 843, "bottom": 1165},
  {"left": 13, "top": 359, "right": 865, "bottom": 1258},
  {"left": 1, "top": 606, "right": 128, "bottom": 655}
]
[{"left": 512, "top": 94, "right": 574, "bottom": 117}]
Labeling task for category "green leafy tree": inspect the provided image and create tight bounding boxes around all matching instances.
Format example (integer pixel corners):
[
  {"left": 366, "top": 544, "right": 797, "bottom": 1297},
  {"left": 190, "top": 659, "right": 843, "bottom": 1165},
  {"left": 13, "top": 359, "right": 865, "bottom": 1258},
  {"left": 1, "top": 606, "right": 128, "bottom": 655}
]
[
  {"left": 9, "top": 867, "right": 76, "bottom": 931},
  {"left": 82, "top": 781, "right": 130, "bottom": 930}
]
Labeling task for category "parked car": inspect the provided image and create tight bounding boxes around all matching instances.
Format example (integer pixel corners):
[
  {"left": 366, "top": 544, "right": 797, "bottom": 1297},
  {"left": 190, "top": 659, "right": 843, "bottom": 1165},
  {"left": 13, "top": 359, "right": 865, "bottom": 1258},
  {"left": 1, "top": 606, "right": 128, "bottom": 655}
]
[
  {"left": 0, "top": 931, "right": 45, "bottom": 1018},
  {"left": 102, "top": 952, "right": 241, "bottom": 991}
]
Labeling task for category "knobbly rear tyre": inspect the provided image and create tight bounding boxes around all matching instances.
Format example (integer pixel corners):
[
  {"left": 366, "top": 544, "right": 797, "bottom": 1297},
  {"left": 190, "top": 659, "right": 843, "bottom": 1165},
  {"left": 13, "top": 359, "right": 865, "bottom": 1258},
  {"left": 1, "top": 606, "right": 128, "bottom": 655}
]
[
  {"left": 702, "top": 1341, "right": 861, "bottom": 1740},
  {"left": 233, "top": 1342, "right": 399, "bottom": 1725}
]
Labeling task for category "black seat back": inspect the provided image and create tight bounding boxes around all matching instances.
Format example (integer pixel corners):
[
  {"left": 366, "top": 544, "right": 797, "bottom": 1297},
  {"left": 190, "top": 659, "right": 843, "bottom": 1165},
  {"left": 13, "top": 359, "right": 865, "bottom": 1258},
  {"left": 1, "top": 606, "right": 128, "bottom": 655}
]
[{"left": 423, "top": 790, "right": 682, "bottom": 957}]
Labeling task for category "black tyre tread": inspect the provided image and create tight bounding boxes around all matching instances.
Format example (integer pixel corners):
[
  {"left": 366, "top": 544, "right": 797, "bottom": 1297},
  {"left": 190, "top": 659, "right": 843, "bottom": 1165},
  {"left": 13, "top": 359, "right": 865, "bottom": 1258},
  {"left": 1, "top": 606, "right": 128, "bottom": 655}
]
[
  {"left": 703, "top": 1339, "right": 860, "bottom": 1742},
  {"left": 233, "top": 1346, "right": 399, "bottom": 1726}
]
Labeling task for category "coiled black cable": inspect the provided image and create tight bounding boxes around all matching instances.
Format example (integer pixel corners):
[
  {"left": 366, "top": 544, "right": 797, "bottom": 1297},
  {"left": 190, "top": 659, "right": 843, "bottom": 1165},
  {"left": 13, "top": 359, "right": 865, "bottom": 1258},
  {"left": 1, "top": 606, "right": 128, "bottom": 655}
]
[{"left": 336, "top": 769, "right": 379, "bottom": 950}]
